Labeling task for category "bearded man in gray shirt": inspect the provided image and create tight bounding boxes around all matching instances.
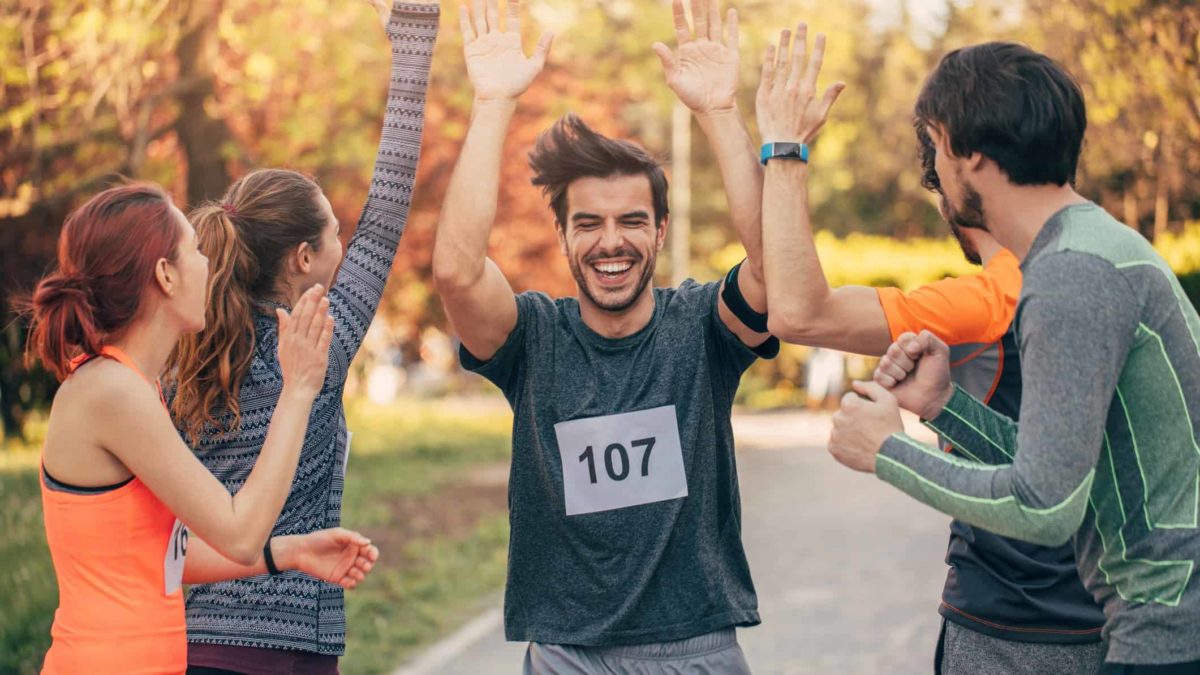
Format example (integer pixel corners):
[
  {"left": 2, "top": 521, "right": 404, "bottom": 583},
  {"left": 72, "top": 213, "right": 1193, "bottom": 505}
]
[
  {"left": 828, "top": 42, "right": 1200, "bottom": 673},
  {"left": 431, "top": 1, "right": 840, "bottom": 672}
]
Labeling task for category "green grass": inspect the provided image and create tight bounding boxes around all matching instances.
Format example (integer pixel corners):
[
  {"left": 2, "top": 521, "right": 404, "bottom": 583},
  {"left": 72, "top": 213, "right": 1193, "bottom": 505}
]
[
  {"left": 0, "top": 465, "right": 58, "bottom": 675},
  {"left": 344, "top": 515, "right": 510, "bottom": 674},
  {"left": 0, "top": 397, "right": 514, "bottom": 675},
  {"left": 0, "top": 414, "right": 45, "bottom": 472},
  {"left": 340, "top": 399, "right": 514, "bottom": 674}
]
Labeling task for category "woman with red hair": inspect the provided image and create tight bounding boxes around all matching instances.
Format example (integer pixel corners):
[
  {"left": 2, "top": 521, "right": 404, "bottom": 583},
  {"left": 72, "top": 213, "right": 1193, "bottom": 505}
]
[{"left": 28, "top": 182, "right": 379, "bottom": 674}]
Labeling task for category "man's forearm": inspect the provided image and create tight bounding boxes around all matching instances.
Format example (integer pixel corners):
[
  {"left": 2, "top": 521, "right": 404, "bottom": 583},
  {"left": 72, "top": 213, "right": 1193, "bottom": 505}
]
[
  {"left": 760, "top": 157, "right": 891, "bottom": 353},
  {"left": 924, "top": 384, "right": 1017, "bottom": 464},
  {"left": 875, "top": 432, "right": 1094, "bottom": 547},
  {"left": 761, "top": 161, "right": 831, "bottom": 326},
  {"left": 696, "top": 108, "right": 766, "bottom": 304},
  {"left": 433, "top": 99, "right": 517, "bottom": 287}
]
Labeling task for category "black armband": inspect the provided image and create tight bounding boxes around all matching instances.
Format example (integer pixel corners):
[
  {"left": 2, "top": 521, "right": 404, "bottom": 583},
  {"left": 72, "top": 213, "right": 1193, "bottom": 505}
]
[
  {"left": 721, "top": 260, "right": 770, "bottom": 333},
  {"left": 751, "top": 336, "right": 781, "bottom": 359}
]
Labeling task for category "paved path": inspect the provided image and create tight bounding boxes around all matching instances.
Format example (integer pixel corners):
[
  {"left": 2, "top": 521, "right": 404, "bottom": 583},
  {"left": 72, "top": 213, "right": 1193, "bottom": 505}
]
[{"left": 397, "top": 412, "right": 951, "bottom": 675}]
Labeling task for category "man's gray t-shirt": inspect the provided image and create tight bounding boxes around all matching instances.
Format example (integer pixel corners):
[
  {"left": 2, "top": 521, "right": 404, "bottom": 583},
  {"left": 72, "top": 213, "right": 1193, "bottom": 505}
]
[{"left": 461, "top": 280, "right": 767, "bottom": 647}]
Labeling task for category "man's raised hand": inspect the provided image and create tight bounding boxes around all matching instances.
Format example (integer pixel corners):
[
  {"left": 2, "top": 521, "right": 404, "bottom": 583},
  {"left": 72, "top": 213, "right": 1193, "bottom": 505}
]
[
  {"left": 654, "top": 0, "right": 740, "bottom": 115},
  {"left": 460, "top": 0, "right": 553, "bottom": 102},
  {"left": 755, "top": 23, "right": 845, "bottom": 144}
]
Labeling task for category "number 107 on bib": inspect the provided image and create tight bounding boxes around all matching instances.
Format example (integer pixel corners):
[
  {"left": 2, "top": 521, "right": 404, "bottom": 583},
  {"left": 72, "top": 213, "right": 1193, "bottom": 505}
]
[{"left": 554, "top": 405, "right": 689, "bottom": 516}]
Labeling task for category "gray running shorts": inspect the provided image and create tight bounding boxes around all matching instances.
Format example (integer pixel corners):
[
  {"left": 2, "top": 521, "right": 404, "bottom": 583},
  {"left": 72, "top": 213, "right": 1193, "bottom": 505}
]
[
  {"left": 522, "top": 628, "right": 751, "bottom": 675},
  {"left": 937, "top": 619, "right": 1107, "bottom": 675}
]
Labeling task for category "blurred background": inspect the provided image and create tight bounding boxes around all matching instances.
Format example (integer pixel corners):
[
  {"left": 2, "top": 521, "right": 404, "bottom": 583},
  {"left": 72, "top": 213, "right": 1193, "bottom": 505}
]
[{"left": 1, "top": 0, "right": 1198, "bottom": 673}]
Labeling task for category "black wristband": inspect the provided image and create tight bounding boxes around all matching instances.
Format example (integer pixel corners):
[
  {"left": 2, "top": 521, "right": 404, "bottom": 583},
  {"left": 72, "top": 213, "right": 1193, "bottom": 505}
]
[
  {"left": 721, "top": 261, "right": 769, "bottom": 333},
  {"left": 263, "top": 537, "right": 282, "bottom": 576}
]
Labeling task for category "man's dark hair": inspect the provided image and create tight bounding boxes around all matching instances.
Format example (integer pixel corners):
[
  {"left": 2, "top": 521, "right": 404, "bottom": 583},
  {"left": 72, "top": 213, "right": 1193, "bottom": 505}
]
[
  {"left": 915, "top": 119, "right": 941, "bottom": 193},
  {"left": 529, "top": 114, "right": 669, "bottom": 229},
  {"left": 914, "top": 42, "right": 1087, "bottom": 187}
]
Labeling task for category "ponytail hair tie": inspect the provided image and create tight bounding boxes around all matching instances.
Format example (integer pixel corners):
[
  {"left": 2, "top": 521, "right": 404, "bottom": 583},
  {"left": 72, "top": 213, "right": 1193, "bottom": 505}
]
[{"left": 221, "top": 203, "right": 238, "bottom": 218}]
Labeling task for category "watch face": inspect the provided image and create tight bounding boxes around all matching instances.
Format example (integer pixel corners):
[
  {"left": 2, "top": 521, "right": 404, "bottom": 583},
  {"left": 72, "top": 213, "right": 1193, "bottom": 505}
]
[{"left": 761, "top": 142, "right": 809, "bottom": 164}]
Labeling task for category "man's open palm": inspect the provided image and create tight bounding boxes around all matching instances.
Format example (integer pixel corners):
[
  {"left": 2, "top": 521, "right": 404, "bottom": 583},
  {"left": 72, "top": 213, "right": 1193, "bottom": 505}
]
[
  {"left": 655, "top": 0, "right": 740, "bottom": 114},
  {"left": 460, "top": 0, "right": 552, "bottom": 101}
]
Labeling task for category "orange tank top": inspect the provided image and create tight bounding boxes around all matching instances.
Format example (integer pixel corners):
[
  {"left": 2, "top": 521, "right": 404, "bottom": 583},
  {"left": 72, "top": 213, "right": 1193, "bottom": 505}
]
[{"left": 40, "top": 346, "right": 188, "bottom": 674}]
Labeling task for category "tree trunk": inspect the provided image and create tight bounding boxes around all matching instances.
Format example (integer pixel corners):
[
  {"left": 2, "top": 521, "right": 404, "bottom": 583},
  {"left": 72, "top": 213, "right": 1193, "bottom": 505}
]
[
  {"left": 670, "top": 100, "right": 692, "bottom": 287},
  {"left": 0, "top": 200, "right": 68, "bottom": 443},
  {"left": 1123, "top": 179, "right": 1139, "bottom": 233},
  {"left": 1153, "top": 133, "right": 1170, "bottom": 241},
  {"left": 175, "top": 0, "right": 232, "bottom": 207},
  {"left": 0, "top": 294, "right": 28, "bottom": 443}
]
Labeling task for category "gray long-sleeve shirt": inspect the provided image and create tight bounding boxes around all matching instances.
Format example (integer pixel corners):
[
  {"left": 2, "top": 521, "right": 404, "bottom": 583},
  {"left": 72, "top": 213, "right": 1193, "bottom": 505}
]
[{"left": 877, "top": 203, "right": 1200, "bottom": 665}]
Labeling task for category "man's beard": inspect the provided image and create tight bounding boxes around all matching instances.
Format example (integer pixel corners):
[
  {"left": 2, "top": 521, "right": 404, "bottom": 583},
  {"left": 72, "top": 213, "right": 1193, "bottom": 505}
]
[
  {"left": 940, "top": 176, "right": 987, "bottom": 265},
  {"left": 568, "top": 246, "right": 656, "bottom": 313},
  {"left": 948, "top": 220, "right": 982, "bottom": 265}
]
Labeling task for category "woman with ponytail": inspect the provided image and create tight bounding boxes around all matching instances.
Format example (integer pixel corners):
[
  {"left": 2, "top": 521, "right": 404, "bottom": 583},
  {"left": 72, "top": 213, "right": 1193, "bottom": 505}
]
[
  {"left": 30, "top": 183, "right": 381, "bottom": 675},
  {"left": 165, "top": 1, "right": 438, "bottom": 671}
]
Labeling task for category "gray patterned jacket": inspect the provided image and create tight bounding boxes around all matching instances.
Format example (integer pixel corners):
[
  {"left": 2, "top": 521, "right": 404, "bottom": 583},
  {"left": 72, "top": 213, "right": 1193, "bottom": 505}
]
[{"left": 177, "top": 3, "right": 438, "bottom": 655}]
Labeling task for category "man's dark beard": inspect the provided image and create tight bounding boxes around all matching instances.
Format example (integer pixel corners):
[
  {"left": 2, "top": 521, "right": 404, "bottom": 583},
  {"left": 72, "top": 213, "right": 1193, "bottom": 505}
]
[
  {"left": 568, "top": 247, "right": 656, "bottom": 313},
  {"left": 949, "top": 221, "right": 982, "bottom": 265},
  {"left": 940, "top": 178, "right": 986, "bottom": 265}
]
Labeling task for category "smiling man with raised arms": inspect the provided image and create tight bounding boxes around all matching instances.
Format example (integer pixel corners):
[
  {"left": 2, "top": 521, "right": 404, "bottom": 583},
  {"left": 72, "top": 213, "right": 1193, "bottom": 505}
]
[{"left": 428, "top": 0, "right": 853, "bottom": 672}]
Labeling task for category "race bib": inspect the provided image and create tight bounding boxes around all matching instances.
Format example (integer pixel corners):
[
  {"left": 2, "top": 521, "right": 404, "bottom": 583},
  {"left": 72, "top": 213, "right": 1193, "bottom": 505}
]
[
  {"left": 164, "top": 518, "right": 188, "bottom": 595},
  {"left": 554, "top": 405, "right": 688, "bottom": 516}
]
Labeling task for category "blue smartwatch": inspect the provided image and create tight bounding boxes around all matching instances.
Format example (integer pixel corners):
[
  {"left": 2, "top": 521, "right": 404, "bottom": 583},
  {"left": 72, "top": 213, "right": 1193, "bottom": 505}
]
[{"left": 760, "top": 142, "right": 809, "bottom": 165}]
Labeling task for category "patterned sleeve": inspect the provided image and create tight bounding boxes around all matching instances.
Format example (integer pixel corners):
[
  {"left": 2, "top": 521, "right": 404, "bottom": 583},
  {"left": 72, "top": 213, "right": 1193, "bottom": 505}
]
[
  {"left": 923, "top": 384, "right": 1017, "bottom": 465},
  {"left": 326, "top": 2, "right": 438, "bottom": 383}
]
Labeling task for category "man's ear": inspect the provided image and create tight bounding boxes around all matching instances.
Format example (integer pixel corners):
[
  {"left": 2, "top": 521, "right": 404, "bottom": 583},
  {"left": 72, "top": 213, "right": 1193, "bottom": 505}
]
[
  {"left": 931, "top": 125, "right": 957, "bottom": 160},
  {"left": 963, "top": 146, "right": 987, "bottom": 173},
  {"left": 655, "top": 215, "right": 669, "bottom": 252},
  {"left": 556, "top": 221, "right": 569, "bottom": 257}
]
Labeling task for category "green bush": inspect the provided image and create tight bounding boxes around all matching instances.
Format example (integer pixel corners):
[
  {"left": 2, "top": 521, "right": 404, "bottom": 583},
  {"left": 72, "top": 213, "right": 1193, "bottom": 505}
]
[{"left": 1180, "top": 271, "right": 1200, "bottom": 311}]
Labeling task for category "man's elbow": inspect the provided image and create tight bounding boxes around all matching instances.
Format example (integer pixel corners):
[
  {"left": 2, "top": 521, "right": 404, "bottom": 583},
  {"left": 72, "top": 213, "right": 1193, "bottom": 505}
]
[
  {"left": 766, "top": 314, "right": 801, "bottom": 343},
  {"left": 762, "top": 286, "right": 841, "bottom": 345},
  {"left": 432, "top": 264, "right": 466, "bottom": 294},
  {"left": 432, "top": 256, "right": 480, "bottom": 295},
  {"left": 1007, "top": 470, "right": 1095, "bottom": 547},
  {"left": 1025, "top": 523, "right": 1074, "bottom": 547},
  {"left": 767, "top": 310, "right": 828, "bottom": 346},
  {"left": 1023, "top": 501, "right": 1087, "bottom": 547}
]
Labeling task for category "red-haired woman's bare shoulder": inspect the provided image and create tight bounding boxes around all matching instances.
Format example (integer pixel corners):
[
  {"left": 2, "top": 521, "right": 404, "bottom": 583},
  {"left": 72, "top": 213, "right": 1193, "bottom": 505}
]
[
  {"left": 61, "top": 359, "right": 161, "bottom": 418},
  {"left": 43, "top": 359, "right": 155, "bottom": 485}
]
